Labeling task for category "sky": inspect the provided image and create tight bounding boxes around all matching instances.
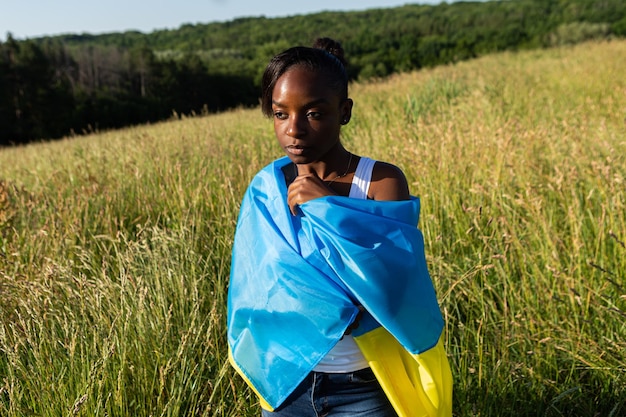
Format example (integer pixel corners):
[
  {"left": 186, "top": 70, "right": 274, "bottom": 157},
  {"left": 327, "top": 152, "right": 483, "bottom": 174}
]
[{"left": 2, "top": 0, "right": 454, "bottom": 40}]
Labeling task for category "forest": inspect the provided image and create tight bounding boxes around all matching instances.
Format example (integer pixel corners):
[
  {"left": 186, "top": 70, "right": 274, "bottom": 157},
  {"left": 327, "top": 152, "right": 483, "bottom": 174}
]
[{"left": 1, "top": 0, "right": 625, "bottom": 146}]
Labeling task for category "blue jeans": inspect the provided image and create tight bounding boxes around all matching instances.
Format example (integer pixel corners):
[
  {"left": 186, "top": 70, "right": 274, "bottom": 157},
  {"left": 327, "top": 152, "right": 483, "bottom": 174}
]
[{"left": 261, "top": 368, "right": 398, "bottom": 417}]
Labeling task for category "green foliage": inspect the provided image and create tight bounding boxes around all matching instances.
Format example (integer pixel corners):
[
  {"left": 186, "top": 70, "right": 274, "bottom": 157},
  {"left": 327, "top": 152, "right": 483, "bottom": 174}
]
[
  {"left": 1, "top": 0, "right": 626, "bottom": 145},
  {"left": 0, "top": 115, "right": 269, "bottom": 415},
  {"left": 614, "top": 17, "right": 626, "bottom": 36},
  {"left": 1, "top": 39, "right": 626, "bottom": 416},
  {"left": 548, "top": 22, "right": 611, "bottom": 46}
]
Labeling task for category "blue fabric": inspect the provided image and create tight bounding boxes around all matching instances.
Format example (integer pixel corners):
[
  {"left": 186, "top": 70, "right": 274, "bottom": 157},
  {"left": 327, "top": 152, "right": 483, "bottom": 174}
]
[{"left": 227, "top": 156, "right": 444, "bottom": 409}]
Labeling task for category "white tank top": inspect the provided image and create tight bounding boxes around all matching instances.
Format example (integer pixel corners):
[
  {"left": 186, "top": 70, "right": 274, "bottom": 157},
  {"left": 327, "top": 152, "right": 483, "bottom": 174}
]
[{"left": 313, "top": 156, "right": 376, "bottom": 373}]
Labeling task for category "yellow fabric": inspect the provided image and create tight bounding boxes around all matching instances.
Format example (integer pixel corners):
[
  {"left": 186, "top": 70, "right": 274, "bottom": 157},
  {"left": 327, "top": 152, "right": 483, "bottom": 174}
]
[
  {"left": 228, "top": 348, "right": 274, "bottom": 411},
  {"left": 237, "top": 329, "right": 453, "bottom": 415},
  {"left": 354, "top": 328, "right": 453, "bottom": 417}
]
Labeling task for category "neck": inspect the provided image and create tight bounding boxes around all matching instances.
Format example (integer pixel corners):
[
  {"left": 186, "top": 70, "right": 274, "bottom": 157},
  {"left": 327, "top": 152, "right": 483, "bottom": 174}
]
[{"left": 297, "top": 146, "right": 353, "bottom": 180}]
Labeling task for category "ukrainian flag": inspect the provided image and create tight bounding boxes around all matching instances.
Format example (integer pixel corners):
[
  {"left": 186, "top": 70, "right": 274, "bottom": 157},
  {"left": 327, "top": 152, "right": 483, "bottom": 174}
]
[{"left": 227, "top": 157, "right": 452, "bottom": 416}]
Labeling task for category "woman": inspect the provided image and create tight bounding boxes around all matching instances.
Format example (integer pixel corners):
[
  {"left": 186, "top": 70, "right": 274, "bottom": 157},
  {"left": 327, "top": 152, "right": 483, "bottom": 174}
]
[{"left": 227, "top": 38, "right": 452, "bottom": 417}]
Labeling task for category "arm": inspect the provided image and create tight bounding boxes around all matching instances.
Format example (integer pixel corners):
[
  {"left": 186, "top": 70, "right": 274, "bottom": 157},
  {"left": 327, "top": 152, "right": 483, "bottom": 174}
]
[
  {"left": 369, "top": 162, "right": 411, "bottom": 202},
  {"left": 287, "top": 161, "right": 411, "bottom": 214}
]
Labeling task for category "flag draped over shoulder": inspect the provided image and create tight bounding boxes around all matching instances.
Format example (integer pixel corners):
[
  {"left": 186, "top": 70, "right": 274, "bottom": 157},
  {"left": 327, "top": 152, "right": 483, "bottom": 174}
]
[{"left": 227, "top": 157, "right": 452, "bottom": 415}]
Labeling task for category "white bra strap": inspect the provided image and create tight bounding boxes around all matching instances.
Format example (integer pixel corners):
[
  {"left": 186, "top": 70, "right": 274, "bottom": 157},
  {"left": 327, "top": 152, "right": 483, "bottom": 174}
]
[{"left": 349, "top": 157, "right": 376, "bottom": 200}]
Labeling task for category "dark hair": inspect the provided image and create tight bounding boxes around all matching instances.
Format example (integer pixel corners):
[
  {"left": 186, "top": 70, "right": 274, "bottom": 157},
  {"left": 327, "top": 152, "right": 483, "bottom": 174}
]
[{"left": 261, "top": 38, "right": 348, "bottom": 117}]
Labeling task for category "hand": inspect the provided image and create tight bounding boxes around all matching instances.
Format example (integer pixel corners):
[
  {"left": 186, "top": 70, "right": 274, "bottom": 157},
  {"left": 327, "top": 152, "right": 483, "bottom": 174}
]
[
  {"left": 287, "top": 168, "right": 336, "bottom": 215},
  {"left": 344, "top": 305, "right": 365, "bottom": 336}
]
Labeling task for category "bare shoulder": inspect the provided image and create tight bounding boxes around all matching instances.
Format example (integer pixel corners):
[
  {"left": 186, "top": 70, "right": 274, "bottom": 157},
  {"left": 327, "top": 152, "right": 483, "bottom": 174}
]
[{"left": 369, "top": 161, "right": 410, "bottom": 201}]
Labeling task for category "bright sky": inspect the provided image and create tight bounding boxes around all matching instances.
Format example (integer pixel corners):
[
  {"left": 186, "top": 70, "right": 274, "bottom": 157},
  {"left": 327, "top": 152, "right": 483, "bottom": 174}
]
[{"left": 2, "top": 0, "right": 456, "bottom": 40}]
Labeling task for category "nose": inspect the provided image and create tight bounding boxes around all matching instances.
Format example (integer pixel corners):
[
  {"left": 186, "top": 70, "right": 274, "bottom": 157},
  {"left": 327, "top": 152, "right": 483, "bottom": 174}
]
[{"left": 286, "top": 114, "right": 306, "bottom": 138}]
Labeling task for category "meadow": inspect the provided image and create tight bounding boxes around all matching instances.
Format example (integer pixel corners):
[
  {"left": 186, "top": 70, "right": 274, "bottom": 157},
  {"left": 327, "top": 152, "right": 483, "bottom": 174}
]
[{"left": 0, "top": 40, "right": 624, "bottom": 416}]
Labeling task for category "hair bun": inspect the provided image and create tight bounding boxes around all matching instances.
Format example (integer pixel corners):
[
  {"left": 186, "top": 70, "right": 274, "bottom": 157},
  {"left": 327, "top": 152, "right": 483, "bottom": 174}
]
[{"left": 312, "top": 37, "right": 346, "bottom": 66}]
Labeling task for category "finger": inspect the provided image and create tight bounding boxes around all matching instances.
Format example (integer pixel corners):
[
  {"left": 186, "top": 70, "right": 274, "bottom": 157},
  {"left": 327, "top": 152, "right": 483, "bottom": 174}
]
[
  {"left": 287, "top": 192, "right": 300, "bottom": 216},
  {"left": 295, "top": 164, "right": 318, "bottom": 176}
]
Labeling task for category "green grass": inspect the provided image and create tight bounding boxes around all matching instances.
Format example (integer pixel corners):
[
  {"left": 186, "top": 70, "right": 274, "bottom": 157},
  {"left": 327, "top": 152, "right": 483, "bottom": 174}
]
[{"left": 1, "top": 40, "right": 625, "bottom": 416}]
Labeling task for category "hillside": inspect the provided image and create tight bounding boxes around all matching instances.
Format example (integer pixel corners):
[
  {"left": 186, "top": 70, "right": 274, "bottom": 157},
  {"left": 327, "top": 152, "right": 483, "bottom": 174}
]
[
  {"left": 1, "top": 40, "right": 625, "bottom": 415},
  {"left": 2, "top": 0, "right": 626, "bottom": 145}
]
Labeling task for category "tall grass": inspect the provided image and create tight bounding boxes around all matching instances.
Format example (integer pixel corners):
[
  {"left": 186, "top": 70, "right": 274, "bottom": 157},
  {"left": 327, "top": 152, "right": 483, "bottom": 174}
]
[{"left": 1, "top": 40, "right": 625, "bottom": 416}]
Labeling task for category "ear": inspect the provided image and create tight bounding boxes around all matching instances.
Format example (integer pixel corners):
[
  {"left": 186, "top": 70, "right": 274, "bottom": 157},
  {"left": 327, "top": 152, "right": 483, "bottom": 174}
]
[{"left": 340, "top": 98, "right": 353, "bottom": 125}]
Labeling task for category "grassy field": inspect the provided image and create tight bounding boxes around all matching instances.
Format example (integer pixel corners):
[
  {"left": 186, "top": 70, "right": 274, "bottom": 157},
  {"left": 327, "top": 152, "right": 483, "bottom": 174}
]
[{"left": 1, "top": 40, "right": 625, "bottom": 416}]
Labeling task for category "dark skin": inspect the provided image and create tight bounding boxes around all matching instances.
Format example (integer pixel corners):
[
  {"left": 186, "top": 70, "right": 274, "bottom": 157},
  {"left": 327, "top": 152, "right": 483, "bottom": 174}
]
[
  {"left": 271, "top": 65, "right": 410, "bottom": 216},
  {"left": 272, "top": 65, "right": 410, "bottom": 334}
]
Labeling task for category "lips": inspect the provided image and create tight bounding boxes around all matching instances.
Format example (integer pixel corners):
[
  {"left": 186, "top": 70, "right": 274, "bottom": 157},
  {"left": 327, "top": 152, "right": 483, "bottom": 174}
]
[{"left": 285, "top": 145, "right": 311, "bottom": 156}]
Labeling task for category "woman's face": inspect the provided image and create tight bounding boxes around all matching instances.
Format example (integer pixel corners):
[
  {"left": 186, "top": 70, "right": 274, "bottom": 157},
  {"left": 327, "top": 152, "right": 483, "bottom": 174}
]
[{"left": 271, "top": 66, "right": 352, "bottom": 165}]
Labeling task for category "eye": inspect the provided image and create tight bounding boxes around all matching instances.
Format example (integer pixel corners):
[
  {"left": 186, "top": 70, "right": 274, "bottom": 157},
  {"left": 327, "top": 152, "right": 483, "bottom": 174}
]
[
  {"left": 273, "top": 111, "right": 287, "bottom": 120},
  {"left": 307, "top": 111, "right": 322, "bottom": 120}
]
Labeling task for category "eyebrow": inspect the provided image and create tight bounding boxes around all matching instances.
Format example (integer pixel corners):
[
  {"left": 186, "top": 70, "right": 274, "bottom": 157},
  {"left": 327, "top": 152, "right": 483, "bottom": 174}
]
[{"left": 271, "top": 98, "right": 330, "bottom": 108}]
